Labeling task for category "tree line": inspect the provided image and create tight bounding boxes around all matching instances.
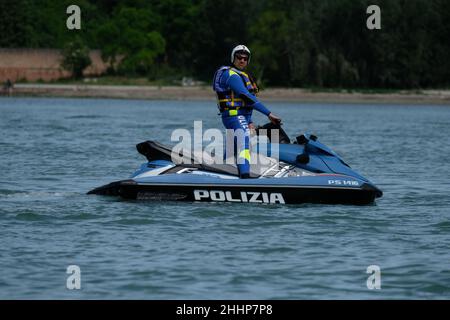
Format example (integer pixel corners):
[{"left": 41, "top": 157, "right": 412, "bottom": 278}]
[{"left": 1, "top": 0, "right": 449, "bottom": 88}]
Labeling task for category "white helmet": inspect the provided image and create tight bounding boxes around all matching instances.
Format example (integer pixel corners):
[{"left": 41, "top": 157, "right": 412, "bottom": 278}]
[{"left": 231, "top": 45, "right": 251, "bottom": 64}]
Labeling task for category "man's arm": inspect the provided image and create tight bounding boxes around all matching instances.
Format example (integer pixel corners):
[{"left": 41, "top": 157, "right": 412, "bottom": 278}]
[{"left": 226, "top": 72, "right": 271, "bottom": 116}]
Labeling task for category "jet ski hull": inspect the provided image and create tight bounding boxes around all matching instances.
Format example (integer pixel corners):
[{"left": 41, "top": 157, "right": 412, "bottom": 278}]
[{"left": 88, "top": 179, "right": 381, "bottom": 205}]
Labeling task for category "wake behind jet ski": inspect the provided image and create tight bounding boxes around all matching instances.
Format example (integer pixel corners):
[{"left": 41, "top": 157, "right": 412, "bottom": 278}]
[{"left": 88, "top": 124, "right": 382, "bottom": 205}]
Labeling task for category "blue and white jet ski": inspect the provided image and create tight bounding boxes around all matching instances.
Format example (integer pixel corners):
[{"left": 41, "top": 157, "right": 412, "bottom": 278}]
[{"left": 88, "top": 124, "right": 382, "bottom": 205}]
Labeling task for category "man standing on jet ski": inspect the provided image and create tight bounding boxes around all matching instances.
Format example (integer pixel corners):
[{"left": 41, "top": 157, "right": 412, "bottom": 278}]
[{"left": 212, "top": 45, "right": 282, "bottom": 178}]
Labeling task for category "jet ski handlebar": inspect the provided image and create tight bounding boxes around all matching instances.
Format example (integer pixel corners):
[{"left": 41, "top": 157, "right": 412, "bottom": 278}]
[{"left": 255, "top": 122, "right": 291, "bottom": 144}]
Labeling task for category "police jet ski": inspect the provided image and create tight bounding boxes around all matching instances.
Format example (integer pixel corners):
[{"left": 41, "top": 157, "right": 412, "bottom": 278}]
[{"left": 87, "top": 124, "right": 382, "bottom": 205}]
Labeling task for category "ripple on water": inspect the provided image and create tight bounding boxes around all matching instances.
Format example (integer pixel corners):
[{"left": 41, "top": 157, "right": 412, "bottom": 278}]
[
  {"left": 65, "top": 115, "right": 105, "bottom": 120},
  {"left": 109, "top": 218, "right": 157, "bottom": 226},
  {"left": 431, "top": 221, "right": 450, "bottom": 232},
  {"left": 15, "top": 211, "right": 53, "bottom": 221}
]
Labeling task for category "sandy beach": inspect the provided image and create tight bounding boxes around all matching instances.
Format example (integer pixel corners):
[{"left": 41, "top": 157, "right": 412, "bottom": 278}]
[{"left": 4, "top": 83, "right": 450, "bottom": 104}]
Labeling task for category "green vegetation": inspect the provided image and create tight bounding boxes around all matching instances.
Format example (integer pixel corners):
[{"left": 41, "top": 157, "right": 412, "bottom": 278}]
[
  {"left": 61, "top": 37, "right": 92, "bottom": 78},
  {"left": 1, "top": 0, "right": 449, "bottom": 89}
]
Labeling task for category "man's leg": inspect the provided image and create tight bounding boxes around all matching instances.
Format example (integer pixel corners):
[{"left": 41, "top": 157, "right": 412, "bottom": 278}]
[{"left": 222, "top": 115, "right": 251, "bottom": 178}]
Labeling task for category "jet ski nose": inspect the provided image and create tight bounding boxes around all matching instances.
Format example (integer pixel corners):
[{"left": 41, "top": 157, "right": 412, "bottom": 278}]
[
  {"left": 87, "top": 180, "right": 136, "bottom": 196},
  {"left": 361, "top": 183, "right": 383, "bottom": 198},
  {"left": 375, "top": 188, "right": 383, "bottom": 198}
]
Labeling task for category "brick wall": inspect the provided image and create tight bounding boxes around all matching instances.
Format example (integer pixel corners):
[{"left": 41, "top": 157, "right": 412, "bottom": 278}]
[{"left": 0, "top": 48, "right": 109, "bottom": 82}]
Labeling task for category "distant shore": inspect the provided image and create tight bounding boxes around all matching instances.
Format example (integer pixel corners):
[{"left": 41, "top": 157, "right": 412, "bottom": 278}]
[{"left": 3, "top": 83, "right": 450, "bottom": 104}]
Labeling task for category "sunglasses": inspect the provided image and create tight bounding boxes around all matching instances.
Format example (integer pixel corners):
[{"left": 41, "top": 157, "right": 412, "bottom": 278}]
[{"left": 235, "top": 55, "right": 249, "bottom": 61}]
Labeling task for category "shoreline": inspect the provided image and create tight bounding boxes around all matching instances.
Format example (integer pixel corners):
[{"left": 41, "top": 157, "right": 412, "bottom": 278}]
[{"left": 3, "top": 83, "right": 450, "bottom": 104}]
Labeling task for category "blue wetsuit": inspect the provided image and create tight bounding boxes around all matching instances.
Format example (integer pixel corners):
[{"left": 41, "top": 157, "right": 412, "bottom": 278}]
[{"left": 213, "top": 67, "right": 271, "bottom": 177}]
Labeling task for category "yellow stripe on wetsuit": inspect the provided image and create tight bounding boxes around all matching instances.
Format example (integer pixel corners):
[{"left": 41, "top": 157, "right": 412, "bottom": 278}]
[{"left": 239, "top": 149, "right": 251, "bottom": 161}]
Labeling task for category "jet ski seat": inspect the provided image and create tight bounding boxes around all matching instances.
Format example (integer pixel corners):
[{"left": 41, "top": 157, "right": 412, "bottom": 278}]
[{"left": 136, "top": 141, "right": 279, "bottom": 178}]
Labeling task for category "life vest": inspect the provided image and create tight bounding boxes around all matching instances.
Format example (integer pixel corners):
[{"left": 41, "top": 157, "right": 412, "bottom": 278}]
[{"left": 212, "top": 66, "right": 259, "bottom": 114}]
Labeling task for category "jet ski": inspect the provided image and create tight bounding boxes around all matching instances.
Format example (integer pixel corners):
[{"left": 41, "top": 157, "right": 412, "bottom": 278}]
[{"left": 88, "top": 124, "right": 382, "bottom": 205}]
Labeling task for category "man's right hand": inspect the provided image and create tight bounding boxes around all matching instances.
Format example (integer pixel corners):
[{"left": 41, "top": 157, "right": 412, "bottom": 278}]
[{"left": 268, "top": 113, "right": 282, "bottom": 125}]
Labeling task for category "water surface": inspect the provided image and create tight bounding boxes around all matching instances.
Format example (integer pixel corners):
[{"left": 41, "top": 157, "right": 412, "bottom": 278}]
[{"left": 1, "top": 97, "right": 449, "bottom": 299}]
